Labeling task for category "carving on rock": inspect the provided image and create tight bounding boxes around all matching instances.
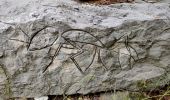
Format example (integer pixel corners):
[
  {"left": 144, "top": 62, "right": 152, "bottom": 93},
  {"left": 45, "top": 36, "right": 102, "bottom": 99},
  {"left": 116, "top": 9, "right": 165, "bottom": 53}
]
[{"left": 9, "top": 24, "right": 139, "bottom": 74}]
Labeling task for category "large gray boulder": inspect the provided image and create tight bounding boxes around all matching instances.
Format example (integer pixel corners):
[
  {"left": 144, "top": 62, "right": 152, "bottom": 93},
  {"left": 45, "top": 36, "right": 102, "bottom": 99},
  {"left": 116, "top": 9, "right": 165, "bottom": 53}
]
[{"left": 0, "top": 0, "right": 170, "bottom": 98}]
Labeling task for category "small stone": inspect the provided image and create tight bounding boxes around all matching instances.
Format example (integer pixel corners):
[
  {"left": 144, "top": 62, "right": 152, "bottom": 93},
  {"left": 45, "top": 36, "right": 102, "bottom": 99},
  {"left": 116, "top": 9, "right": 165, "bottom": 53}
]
[{"left": 34, "top": 96, "right": 48, "bottom": 100}]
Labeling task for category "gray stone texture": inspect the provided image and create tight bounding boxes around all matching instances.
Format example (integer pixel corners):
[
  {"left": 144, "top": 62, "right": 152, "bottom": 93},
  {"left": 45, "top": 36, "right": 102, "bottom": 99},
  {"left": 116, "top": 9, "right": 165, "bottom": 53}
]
[{"left": 0, "top": 0, "right": 170, "bottom": 98}]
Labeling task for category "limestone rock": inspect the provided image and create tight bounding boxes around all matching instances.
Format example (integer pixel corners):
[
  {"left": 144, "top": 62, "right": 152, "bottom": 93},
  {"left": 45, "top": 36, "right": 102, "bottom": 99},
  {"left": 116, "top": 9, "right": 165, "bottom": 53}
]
[{"left": 0, "top": 0, "right": 170, "bottom": 98}]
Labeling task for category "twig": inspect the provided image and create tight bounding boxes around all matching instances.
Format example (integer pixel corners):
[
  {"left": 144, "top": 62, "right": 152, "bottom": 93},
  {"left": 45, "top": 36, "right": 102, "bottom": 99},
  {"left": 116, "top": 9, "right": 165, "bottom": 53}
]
[{"left": 142, "top": 94, "right": 170, "bottom": 100}]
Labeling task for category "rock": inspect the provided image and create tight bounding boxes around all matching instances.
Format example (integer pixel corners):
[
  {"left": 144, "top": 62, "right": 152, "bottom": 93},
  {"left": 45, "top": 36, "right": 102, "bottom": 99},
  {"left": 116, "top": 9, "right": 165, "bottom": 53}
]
[
  {"left": 0, "top": 0, "right": 170, "bottom": 98},
  {"left": 34, "top": 96, "right": 48, "bottom": 100}
]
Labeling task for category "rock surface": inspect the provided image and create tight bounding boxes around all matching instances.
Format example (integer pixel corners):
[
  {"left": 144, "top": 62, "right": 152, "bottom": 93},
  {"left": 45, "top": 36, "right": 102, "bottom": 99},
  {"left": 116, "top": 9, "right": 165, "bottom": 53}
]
[{"left": 0, "top": 0, "right": 170, "bottom": 98}]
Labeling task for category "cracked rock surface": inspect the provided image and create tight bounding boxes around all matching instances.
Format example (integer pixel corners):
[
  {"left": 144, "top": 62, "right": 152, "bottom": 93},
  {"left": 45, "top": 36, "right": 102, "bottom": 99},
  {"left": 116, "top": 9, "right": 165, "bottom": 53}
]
[{"left": 0, "top": 0, "right": 170, "bottom": 98}]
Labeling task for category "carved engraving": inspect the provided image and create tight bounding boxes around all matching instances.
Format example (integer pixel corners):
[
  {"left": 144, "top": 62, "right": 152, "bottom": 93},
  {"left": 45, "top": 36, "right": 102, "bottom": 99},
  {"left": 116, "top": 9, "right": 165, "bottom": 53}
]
[{"left": 9, "top": 25, "right": 139, "bottom": 74}]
